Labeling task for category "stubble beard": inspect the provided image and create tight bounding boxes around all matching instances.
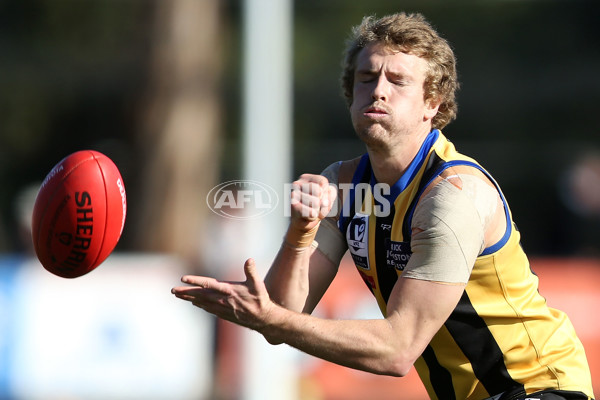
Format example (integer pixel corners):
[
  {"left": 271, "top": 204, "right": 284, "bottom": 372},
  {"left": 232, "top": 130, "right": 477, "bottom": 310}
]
[{"left": 353, "top": 118, "right": 403, "bottom": 153}]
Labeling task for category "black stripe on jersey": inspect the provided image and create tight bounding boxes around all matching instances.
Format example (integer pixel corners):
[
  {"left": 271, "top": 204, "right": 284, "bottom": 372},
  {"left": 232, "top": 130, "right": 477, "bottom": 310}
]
[
  {"left": 374, "top": 204, "right": 398, "bottom": 305},
  {"left": 422, "top": 345, "right": 457, "bottom": 400},
  {"left": 445, "top": 291, "right": 524, "bottom": 397}
]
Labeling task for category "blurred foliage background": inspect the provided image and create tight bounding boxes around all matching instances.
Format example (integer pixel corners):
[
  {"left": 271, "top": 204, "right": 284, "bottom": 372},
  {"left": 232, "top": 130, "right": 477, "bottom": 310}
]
[{"left": 1, "top": 0, "right": 599, "bottom": 264}]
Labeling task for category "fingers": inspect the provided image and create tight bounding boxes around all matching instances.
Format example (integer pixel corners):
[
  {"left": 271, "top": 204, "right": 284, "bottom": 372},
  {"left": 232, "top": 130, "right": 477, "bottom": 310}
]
[
  {"left": 176, "top": 275, "right": 221, "bottom": 291},
  {"left": 290, "top": 174, "right": 336, "bottom": 221},
  {"left": 172, "top": 260, "right": 261, "bottom": 303},
  {"left": 322, "top": 183, "right": 338, "bottom": 219},
  {"left": 171, "top": 275, "right": 226, "bottom": 300},
  {"left": 244, "top": 258, "right": 257, "bottom": 281},
  {"left": 171, "top": 260, "right": 272, "bottom": 332},
  {"left": 172, "top": 277, "right": 231, "bottom": 316},
  {"left": 244, "top": 258, "right": 268, "bottom": 293}
]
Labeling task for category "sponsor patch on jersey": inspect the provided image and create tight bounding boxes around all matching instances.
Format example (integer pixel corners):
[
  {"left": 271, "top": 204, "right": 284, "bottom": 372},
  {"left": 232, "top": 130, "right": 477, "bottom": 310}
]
[{"left": 385, "top": 239, "right": 411, "bottom": 271}]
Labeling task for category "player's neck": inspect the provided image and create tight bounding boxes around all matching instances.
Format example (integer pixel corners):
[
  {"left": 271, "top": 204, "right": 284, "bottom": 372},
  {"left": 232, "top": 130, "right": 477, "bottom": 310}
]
[{"left": 367, "top": 129, "right": 430, "bottom": 186}]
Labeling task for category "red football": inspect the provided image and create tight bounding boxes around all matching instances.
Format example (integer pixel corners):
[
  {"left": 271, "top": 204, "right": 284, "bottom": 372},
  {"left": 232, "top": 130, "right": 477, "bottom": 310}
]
[{"left": 31, "top": 150, "right": 127, "bottom": 278}]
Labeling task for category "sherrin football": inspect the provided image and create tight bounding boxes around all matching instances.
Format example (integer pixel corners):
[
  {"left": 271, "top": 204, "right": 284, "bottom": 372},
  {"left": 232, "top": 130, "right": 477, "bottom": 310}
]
[{"left": 31, "top": 150, "right": 127, "bottom": 278}]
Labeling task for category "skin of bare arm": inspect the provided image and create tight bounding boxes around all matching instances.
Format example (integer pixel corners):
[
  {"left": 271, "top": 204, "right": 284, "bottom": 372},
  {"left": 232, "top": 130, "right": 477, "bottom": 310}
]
[
  {"left": 172, "top": 257, "right": 464, "bottom": 377},
  {"left": 265, "top": 244, "right": 338, "bottom": 315},
  {"left": 263, "top": 173, "right": 338, "bottom": 314},
  {"left": 174, "top": 167, "right": 468, "bottom": 374},
  {"left": 171, "top": 41, "right": 468, "bottom": 378},
  {"left": 263, "top": 275, "right": 465, "bottom": 377}
]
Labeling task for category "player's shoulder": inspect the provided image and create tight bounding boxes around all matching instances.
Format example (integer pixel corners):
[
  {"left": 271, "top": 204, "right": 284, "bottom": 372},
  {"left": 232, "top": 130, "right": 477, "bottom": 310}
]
[{"left": 319, "top": 156, "right": 362, "bottom": 186}]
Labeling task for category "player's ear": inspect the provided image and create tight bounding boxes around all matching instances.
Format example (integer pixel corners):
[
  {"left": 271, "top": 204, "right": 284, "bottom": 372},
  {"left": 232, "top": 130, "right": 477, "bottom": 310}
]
[{"left": 424, "top": 95, "right": 441, "bottom": 121}]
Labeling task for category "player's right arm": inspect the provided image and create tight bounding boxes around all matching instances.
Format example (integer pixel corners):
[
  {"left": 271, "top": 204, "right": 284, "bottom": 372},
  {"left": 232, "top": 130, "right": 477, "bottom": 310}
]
[
  {"left": 264, "top": 173, "right": 339, "bottom": 315},
  {"left": 265, "top": 241, "right": 338, "bottom": 314}
]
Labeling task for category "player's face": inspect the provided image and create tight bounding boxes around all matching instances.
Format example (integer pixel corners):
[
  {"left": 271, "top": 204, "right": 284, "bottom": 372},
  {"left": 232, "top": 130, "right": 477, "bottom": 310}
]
[{"left": 350, "top": 42, "right": 438, "bottom": 150}]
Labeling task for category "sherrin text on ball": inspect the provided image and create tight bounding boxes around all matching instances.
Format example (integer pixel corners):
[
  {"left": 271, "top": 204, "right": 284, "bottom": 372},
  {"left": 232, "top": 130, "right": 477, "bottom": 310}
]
[{"left": 31, "top": 150, "right": 127, "bottom": 278}]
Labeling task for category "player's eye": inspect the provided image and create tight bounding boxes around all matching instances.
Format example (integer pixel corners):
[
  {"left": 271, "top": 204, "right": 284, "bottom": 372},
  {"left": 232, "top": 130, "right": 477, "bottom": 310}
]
[
  {"left": 358, "top": 76, "right": 375, "bottom": 83},
  {"left": 356, "top": 71, "right": 377, "bottom": 83}
]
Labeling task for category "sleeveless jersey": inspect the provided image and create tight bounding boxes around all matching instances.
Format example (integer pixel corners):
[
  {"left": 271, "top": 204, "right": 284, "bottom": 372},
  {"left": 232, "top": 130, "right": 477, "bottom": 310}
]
[{"left": 337, "top": 130, "right": 594, "bottom": 400}]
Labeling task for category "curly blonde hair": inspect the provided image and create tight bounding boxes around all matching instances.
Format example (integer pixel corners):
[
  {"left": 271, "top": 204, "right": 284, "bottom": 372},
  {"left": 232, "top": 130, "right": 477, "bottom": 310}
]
[{"left": 341, "top": 13, "right": 459, "bottom": 130}]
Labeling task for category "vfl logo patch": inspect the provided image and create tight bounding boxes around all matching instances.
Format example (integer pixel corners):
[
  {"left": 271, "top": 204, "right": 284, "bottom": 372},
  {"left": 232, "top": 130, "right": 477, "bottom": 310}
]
[{"left": 347, "top": 213, "right": 369, "bottom": 270}]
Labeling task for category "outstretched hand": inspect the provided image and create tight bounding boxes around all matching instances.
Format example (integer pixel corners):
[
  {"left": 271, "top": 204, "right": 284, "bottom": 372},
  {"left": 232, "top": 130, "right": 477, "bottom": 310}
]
[{"left": 171, "top": 258, "right": 275, "bottom": 332}]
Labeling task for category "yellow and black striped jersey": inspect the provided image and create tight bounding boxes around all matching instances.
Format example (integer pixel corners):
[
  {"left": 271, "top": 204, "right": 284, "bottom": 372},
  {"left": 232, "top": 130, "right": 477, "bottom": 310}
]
[{"left": 337, "top": 130, "right": 594, "bottom": 399}]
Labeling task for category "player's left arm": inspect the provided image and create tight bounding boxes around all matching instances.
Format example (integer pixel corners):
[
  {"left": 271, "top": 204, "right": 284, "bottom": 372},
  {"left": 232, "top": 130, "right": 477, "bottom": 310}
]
[
  {"left": 172, "top": 258, "right": 464, "bottom": 376},
  {"left": 171, "top": 171, "right": 493, "bottom": 376}
]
